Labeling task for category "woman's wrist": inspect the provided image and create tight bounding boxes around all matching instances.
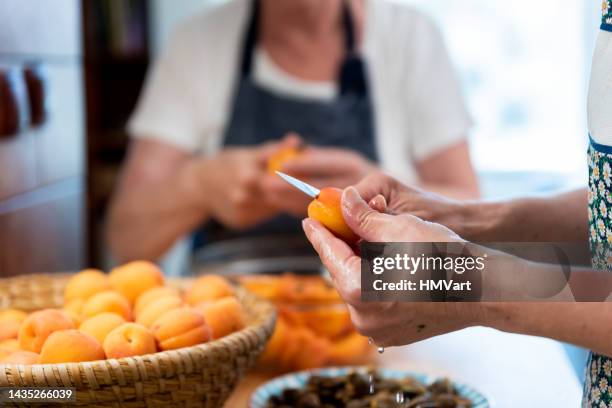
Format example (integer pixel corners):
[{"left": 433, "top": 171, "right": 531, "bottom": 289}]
[
  {"left": 179, "top": 156, "right": 213, "bottom": 216},
  {"left": 457, "top": 200, "right": 507, "bottom": 242}
]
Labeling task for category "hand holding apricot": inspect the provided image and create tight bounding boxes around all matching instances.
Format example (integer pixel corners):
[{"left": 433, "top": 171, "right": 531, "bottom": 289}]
[
  {"left": 267, "top": 146, "right": 303, "bottom": 174},
  {"left": 303, "top": 187, "right": 471, "bottom": 348},
  {"left": 193, "top": 145, "right": 279, "bottom": 229},
  {"left": 262, "top": 144, "right": 375, "bottom": 217},
  {"left": 266, "top": 133, "right": 304, "bottom": 174}
]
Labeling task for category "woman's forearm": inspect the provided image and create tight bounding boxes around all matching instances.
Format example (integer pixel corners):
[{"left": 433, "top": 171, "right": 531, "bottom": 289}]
[
  {"left": 475, "top": 250, "right": 612, "bottom": 356},
  {"left": 461, "top": 188, "right": 588, "bottom": 242},
  {"left": 106, "top": 157, "right": 211, "bottom": 262},
  {"left": 484, "top": 302, "right": 612, "bottom": 356}
]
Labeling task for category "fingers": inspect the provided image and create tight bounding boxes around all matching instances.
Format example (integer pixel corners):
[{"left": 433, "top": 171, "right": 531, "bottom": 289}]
[
  {"left": 281, "top": 132, "right": 304, "bottom": 149},
  {"left": 281, "top": 148, "right": 359, "bottom": 177},
  {"left": 302, "top": 218, "right": 362, "bottom": 305},
  {"left": 351, "top": 172, "right": 395, "bottom": 203},
  {"left": 368, "top": 194, "right": 387, "bottom": 213},
  {"left": 341, "top": 186, "right": 393, "bottom": 242}
]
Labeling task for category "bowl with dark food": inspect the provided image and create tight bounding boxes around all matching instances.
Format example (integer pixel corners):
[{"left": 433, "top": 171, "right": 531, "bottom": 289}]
[{"left": 250, "top": 367, "right": 491, "bottom": 408}]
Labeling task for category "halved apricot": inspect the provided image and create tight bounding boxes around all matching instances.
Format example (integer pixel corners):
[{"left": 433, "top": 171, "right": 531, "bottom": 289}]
[{"left": 308, "top": 187, "right": 359, "bottom": 243}]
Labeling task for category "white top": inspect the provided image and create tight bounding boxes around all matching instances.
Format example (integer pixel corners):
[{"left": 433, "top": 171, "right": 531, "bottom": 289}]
[
  {"left": 128, "top": 0, "right": 472, "bottom": 183},
  {"left": 588, "top": 30, "right": 612, "bottom": 146},
  {"left": 253, "top": 47, "right": 337, "bottom": 101}
]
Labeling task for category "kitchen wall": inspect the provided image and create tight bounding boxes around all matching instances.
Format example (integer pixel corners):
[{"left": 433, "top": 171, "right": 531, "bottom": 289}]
[{"left": 0, "top": 0, "right": 85, "bottom": 276}]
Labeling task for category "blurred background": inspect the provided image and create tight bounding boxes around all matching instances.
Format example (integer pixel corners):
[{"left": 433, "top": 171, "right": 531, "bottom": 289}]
[
  {"left": 0, "top": 0, "right": 601, "bottom": 274},
  {"left": 0, "top": 1, "right": 602, "bottom": 405}
]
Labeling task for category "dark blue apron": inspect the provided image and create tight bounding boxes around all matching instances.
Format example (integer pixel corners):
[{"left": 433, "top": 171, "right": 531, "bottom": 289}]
[{"left": 197, "top": 0, "right": 378, "bottom": 246}]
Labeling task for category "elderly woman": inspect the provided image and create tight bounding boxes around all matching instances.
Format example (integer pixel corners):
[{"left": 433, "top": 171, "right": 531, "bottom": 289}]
[
  {"left": 106, "top": 0, "right": 478, "bottom": 263},
  {"left": 303, "top": 3, "right": 612, "bottom": 405}
]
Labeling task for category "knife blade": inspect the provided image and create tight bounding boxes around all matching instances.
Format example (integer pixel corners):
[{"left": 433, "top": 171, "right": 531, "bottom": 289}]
[{"left": 275, "top": 171, "right": 320, "bottom": 198}]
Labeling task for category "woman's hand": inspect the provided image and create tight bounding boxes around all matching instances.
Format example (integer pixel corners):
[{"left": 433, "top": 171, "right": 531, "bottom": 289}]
[
  {"left": 192, "top": 145, "right": 280, "bottom": 230},
  {"left": 261, "top": 143, "right": 377, "bottom": 217},
  {"left": 352, "top": 172, "right": 477, "bottom": 239},
  {"left": 302, "top": 187, "right": 478, "bottom": 347}
]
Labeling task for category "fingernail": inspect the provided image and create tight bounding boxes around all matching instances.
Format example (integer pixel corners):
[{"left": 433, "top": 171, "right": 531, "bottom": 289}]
[
  {"left": 342, "top": 187, "right": 361, "bottom": 211},
  {"left": 302, "top": 218, "right": 314, "bottom": 232}
]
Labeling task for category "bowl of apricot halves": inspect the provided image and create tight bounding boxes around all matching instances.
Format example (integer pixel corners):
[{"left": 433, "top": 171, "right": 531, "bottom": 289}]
[
  {"left": 239, "top": 273, "right": 375, "bottom": 374},
  {"left": 0, "top": 262, "right": 276, "bottom": 407}
]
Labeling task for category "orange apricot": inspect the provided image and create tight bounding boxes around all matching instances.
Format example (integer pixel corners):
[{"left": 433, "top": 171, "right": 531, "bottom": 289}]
[
  {"left": 194, "top": 297, "right": 246, "bottom": 339},
  {"left": 151, "top": 308, "right": 211, "bottom": 351},
  {"left": 259, "top": 317, "right": 291, "bottom": 366},
  {"left": 184, "top": 275, "right": 234, "bottom": 305},
  {"left": 18, "top": 309, "right": 75, "bottom": 353},
  {"left": 81, "top": 291, "right": 132, "bottom": 321},
  {"left": 64, "top": 269, "right": 111, "bottom": 302},
  {"left": 267, "top": 146, "right": 302, "bottom": 173},
  {"left": 1, "top": 351, "right": 39, "bottom": 364},
  {"left": 103, "top": 323, "right": 157, "bottom": 359},
  {"left": 278, "top": 274, "right": 341, "bottom": 304},
  {"left": 0, "top": 339, "right": 20, "bottom": 352},
  {"left": 135, "top": 296, "right": 184, "bottom": 328},
  {"left": 289, "top": 328, "right": 331, "bottom": 371},
  {"left": 0, "top": 309, "right": 28, "bottom": 341},
  {"left": 134, "top": 287, "right": 181, "bottom": 317},
  {"left": 79, "top": 313, "right": 126, "bottom": 345},
  {"left": 109, "top": 261, "right": 164, "bottom": 305},
  {"left": 300, "top": 307, "right": 352, "bottom": 339},
  {"left": 307, "top": 187, "right": 359, "bottom": 243},
  {"left": 238, "top": 275, "right": 282, "bottom": 301},
  {"left": 63, "top": 298, "right": 84, "bottom": 315},
  {"left": 39, "top": 330, "right": 105, "bottom": 363}
]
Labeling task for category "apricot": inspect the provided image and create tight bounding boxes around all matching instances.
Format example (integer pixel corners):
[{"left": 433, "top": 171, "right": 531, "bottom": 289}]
[
  {"left": 64, "top": 269, "right": 111, "bottom": 302},
  {"left": 328, "top": 332, "right": 372, "bottom": 365},
  {"left": 134, "top": 287, "right": 181, "bottom": 317},
  {"left": 0, "top": 349, "right": 13, "bottom": 361},
  {"left": 185, "top": 275, "right": 234, "bottom": 305},
  {"left": 82, "top": 291, "right": 132, "bottom": 321},
  {"left": 259, "top": 317, "right": 291, "bottom": 366},
  {"left": 18, "top": 309, "right": 75, "bottom": 353},
  {"left": 239, "top": 275, "right": 282, "bottom": 301},
  {"left": 278, "top": 274, "right": 341, "bottom": 304},
  {"left": 109, "top": 261, "right": 164, "bottom": 305},
  {"left": 0, "top": 339, "right": 20, "bottom": 352},
  {"left": 63, "top": 298, "right": 84, "bottom": 316},
  {"left": 0, "top": 309, "right": 28, "bottom": 341},
  {"left": 136, "top": 296, "right": 184, "bottom": 328},
  {"left": 290, "top": 328, "right": 331, "bottom": 371},
  {"left": 79, "top": 313, "right": 126, "bottom": 345},
  {"left": 308, "top": 187, "right": 359, "bottom": 243},
  {"left": 300, "top": 307, "right": 352, "bottom": 339},
  {"left": 1, "top": 351, "right": 39, "bottom": 365},
  {"left": 151, "top": 308, "right": 211, "bottom": 351},
  {"left": 195, "top": 297, "right": 246, "bottom": 339},
  {"left": 61, "top": 301, "right": 83, "bottom": 327},
  {"left": 103, "top": 323, "right": 156, "bottom": 359},
  {"left": 267, "top": 146, "right": 302, "bottom": 173},
  {"left": 39, "top": 330, "right": 105, "bottom": 363}
]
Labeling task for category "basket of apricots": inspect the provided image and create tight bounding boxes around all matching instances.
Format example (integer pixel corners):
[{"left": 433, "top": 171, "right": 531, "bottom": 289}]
[
  {"left": 239, "top": 273, "right": 374, "bottom": 373},
  {"left": 0, "top": 261, "right": 276, "bottom": 407}
]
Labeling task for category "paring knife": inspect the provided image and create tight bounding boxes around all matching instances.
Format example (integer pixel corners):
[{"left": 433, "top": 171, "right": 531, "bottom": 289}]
[{"left": 275, "top": 171, "right": 320, "bottom": 198}]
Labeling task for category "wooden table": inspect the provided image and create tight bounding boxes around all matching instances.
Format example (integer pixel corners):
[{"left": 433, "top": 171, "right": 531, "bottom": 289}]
[{"left": 225, "top": 327, "right": 583, "bottom": 407}]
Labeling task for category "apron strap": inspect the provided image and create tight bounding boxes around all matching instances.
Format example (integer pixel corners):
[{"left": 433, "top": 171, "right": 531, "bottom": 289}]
[
  {"left": 341, "top": 0, "right": 356, "bottom": 53},
  {"left": 240, "top": 0, "right": 261, "bottom": 76}
]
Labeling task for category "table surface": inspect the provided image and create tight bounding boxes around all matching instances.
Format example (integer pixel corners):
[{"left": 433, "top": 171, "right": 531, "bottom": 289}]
[{"left": 224, "top": 327, "right": 583, "bottom": 407}]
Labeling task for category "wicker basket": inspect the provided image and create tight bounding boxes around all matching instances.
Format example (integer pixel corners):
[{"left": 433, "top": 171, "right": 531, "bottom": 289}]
[{"left": 0, "top": 273, "right": 276, "bottom": 407}]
